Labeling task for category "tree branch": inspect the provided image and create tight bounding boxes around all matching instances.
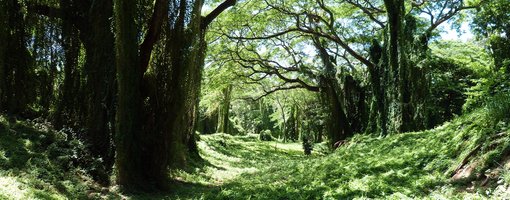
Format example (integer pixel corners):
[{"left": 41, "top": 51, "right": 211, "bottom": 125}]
[
  {"left": 346, "top": 0, "right": 385, "bottom": 28},
  {"left": 139, "top": 0, "right": 168, "bottom": 73},
  {"left": 244, "top": 84, "right": 309, "bottom": 101},
  {"left": 201, "top": 0, "right": 237, "bottom": 30}
]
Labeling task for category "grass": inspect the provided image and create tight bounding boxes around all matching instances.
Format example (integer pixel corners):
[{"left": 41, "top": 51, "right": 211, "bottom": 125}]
[
  {"left": 0, "top": 109, "right": 509, "bottom": 199},
  {"left": 162, "top": 109, "right": 510, "bottom": 199},
  {"left": 0, "top": 116, "right": 105, "bottom": 199}
]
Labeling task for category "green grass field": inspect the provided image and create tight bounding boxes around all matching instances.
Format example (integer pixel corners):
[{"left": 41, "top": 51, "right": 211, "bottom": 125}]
[{"left": 0, "top": 109, "right": 509, "bottom": 199}]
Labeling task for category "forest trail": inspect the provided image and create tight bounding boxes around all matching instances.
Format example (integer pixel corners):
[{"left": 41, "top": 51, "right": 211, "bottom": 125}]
[
  {"left": 1, "top": 111, "right": 510, "bottom": 199},
  {"left": 162, "top": 110, "right": 510, "bottom": 199}
]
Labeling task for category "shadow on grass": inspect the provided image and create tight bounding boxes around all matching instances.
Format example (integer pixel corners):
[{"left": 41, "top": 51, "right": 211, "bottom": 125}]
[{"left": 0, "top": 119, "right": 90, "bottom": 199}]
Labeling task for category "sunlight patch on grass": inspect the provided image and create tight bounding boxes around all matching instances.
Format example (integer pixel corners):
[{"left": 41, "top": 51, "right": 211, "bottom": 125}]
[
  {"left": 197, "top": 140, "right": 241, "bottom": 163},
  {"left": 271, "top": 142, "right": 303, "bottom": 153},
  {"left": 0, "top": 175, "right": 28, "bottom": 200}
]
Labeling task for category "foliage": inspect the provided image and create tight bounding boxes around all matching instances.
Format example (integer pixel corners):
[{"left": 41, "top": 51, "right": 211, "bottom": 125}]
[
  {"left": 259, "top": 129, "right": 274, "bottom": 141},
  {"left": 484, "top": 91, "right": 510, "bottom": 126},
  {"left": 0, "top": 117, "right": 98, "bottom": 199},
  {"left": 472, "top": 0, "right": 510, "bottom": 73},
  {"left": 160, "top": 110, "right": 510, "bottom": 199},
  {"left": 1, "top": 102, "right": 510, "bottom": 199},
  {"left": 302, "top": 137, "right": 313, "bottom": 155},
  {"left": 422, "top": 40, "right": 492, "bottom": 127}
]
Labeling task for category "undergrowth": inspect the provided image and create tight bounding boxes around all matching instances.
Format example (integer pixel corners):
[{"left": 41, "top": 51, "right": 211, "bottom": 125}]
[
  {"left": 0, "top": 107, "right": 509, "bottom": 199},
  {"left": 0, "top": 116, "right": 114, "bottom": 199},
  {"left": 162, "top": 108, "right": 510, "bottom": 199}
]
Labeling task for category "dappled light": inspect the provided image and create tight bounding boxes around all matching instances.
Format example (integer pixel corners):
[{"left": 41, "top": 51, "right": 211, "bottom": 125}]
[{"left": 1, "top": 0, "right": 510, "bottom": 199}]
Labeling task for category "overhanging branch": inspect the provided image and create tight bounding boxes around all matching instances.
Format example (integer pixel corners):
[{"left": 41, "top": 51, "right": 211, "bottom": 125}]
[
  {"left": 201, "top": 0, "right": 237, "bottom": 30},
  {"left": 139, "top": 0, "right": 168, "bottom": 73}
]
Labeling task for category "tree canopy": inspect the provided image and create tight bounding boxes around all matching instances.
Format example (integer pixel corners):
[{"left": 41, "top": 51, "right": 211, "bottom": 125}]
[{"left": 0, "top": 0, "right": 509, "bottom": 198}]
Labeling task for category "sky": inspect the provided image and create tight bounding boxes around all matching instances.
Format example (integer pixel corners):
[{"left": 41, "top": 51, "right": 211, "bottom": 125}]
[{"left": 439, "top": 21, "right": 474, "bottom": 41}]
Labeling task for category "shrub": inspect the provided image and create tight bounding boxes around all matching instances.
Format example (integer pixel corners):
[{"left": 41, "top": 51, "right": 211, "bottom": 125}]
[
  {"left": 259, "top": 130, "right": 273, "bottom": 141},
  {"left": 302, "top": 138, "right": 312, "bottom": 155},
  {"left": 485, "top": 91, "right": 510, "bottom": 125}
]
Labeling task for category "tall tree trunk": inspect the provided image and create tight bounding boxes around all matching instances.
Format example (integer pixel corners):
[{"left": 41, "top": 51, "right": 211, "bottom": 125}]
[
  {"left": 368, "top": 39, "right": 388, "bottom": 135},
  {"left": 78, "top": 0, "right": 116, "bottom": 185},
  {"left": 4, "top": 0, "right": 35, "bottom": 115},
  {"left": 275, "top": 96, "right": 286, "bottom": 141},
  {"left": 217, "top": 85, "right": 232, "bottom": 133},
  {"left": 384, "top": 0, "right": 411, "bottom": 133},
  {"left": 314, "top": 37, "right": 352, "bottom": 145},
  {"left": 113, "top": 0, "right": 145, "bottom": 190},
  {"left": 0, "top": 1, "right": 6, "bottom": 112},
  {"left": 53, "top": 5, "right": 81, "bottom": 129},
  {"left": 321, "top": 77, "right": 352, "bottom": 144}
]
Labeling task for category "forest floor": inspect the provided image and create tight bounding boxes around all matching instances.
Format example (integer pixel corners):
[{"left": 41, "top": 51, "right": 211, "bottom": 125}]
[{"left": 0, "top": 110, "right": 510, "bottom": 199}]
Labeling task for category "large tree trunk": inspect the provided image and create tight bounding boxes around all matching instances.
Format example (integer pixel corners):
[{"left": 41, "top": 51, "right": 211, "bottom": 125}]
[
  {"left": 0, "top": 2, "right": 6, "bottom": 112},
  {"left": 217, "top": 85, "right": 232, "bottom": 133},
  {"left": 3, "top": 0, "right": 36, "bottom": 115},
  {"left": 314, "top": 37, "right": 352, "bottom": 145},
  {"left": 78, "top": 0, "right": 116, "bottom": 185},
  {"left": 113, "top": 0, "right": 145, "bottom": 190},
  {"left": 343, "top": 75, "right": 367, "bottom": 133},
  {"left": 367, "top": 39, "right": 388, "bottom": 135},
  {"left": 384, "top": 0, "right": 412, "bottom": 133},
  {"left": 321, "top": 77, "right": 353, "bottom": 144},
  {"left": 53, "top": 0, "right": 82, "bottom": 129}
]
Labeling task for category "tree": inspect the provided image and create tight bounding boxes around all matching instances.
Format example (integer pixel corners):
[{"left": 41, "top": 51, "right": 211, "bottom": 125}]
[
  {"left": 52, "top": 0, "right": 83, "bottom": 129},
  {"left": 0, "top": 0, "right": 37, "bottom": 115},
  {"left": 212, "top": 0, "right": 479, "bottom": 137},
  {"left": 0, "top": 1, "right": 7, "bottom": 111},
  {"left": 113, "top": 0, "right": 144, "bottom": 190},
  {"left": 473, "top": 0, "right": 510, "bottom": 73},
  {"left": 112, "top": 0, "right": 236, "bottom": 190},
  {"left": 217, "top": 84, "right": 233, "bottom": 134},
  {"left": 27, "top": 0, "right": 118, "bottom": 183}
]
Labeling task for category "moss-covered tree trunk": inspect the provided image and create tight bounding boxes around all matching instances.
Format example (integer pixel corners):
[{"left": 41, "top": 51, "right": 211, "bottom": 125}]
[
  {"left": 0, "top": 1, "right": 6, "bottom": 112},
  {"left": 217, "top": 84, "right": 232, "bottom": 133},
  {"left": 384, "top": 0, "right": 413, "bottom": 133},
  {"left": 113, "top": 0, "right": 145, "bottom": 190},
  {"left": 321, "top": 77, "right": 352, "bottom": 144},
  {"left": 77, "top": 0, "right": 117, "bottom": 185},
  {"left": 314, "top": 37, "right": 352, "bottom": 145},
  {"left": 343, "top": 75, "right": 367, "bottom": 133},
  {"left": 286, "top": 104, "right": 299, "bottom": 141},
  {"left": 53, "top": 0, "right": 82, "bottom": 129},
  {"left": 367, "top": 39, "right": 388, "bottom": 135},
  {"left": 167, "top": 0, "right": 208, "bottom": 165},
  {"left": 3, "top": 0, "right": 36, "bottom": 115},
  {"left": 113, "top": 0, "right": 233, "bottom": 190}
]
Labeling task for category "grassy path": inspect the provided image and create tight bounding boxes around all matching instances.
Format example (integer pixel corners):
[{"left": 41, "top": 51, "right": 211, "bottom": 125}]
[
  {"left": 1, "top": 111, "right": 510, "bottom": 199},
  {"left": 160, "top": 112, "right": 510, "bottom": 199},
  {"left": 165, "top": 134, "right": 310, "bottom": 199}
]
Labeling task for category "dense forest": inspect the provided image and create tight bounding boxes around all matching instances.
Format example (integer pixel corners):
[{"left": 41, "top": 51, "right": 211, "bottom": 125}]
[{"left": 0, "top": 0, "right": 509, "bottom": 199}]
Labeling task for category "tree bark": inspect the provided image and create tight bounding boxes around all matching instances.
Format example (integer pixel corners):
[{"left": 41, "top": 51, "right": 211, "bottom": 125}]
[
  {"left": 53, "top": 5, "right": 81, "bottom": 129},
  {"left": 384, "top": 0, "right": 411, "bottom": 133},
  {"left": 78, "top": 0, "right": 117, "bottom": 185},
  {"left": 368, "top": 39, "right": 388, "bottom": 135},
  {"left": 4, "top": 0, "right": 36, "bottom": 115},
  {"left": 314, "top": 37, "right": 352, "bottom": 145},
  {"left": 217, "top": 85, "right": 232, "bottom": 133},
  {"left": 113, "top": 0, "right": 145, "bottom": 190},
  {"left": 0, "top": 2, "right": 6, "bottom": 112}
]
